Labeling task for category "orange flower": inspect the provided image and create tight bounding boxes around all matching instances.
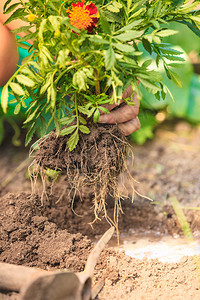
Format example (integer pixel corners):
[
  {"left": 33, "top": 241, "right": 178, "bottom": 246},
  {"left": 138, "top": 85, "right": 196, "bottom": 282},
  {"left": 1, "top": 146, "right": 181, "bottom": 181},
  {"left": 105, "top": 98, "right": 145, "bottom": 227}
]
[{"left": 67, "top": 1, "right": 99, "bottom": 32}]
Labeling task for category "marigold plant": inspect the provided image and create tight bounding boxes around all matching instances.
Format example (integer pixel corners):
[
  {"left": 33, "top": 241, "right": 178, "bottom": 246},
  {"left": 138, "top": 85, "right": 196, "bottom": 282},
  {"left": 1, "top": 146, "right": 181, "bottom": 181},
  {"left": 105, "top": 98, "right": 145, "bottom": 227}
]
[{"left": 2, "top": 0, "right": 200, "bottom": 150}]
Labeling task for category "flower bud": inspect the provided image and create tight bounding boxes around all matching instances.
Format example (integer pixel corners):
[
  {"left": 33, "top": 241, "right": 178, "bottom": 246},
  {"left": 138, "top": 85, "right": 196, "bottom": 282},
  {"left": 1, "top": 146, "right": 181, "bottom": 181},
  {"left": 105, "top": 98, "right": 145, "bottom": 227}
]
[
  {"left": 28, "top": 14, "right": 36, "bottom": 22},
  {"left": 54, "top": 30, "right": 61, "bottom": 37}
]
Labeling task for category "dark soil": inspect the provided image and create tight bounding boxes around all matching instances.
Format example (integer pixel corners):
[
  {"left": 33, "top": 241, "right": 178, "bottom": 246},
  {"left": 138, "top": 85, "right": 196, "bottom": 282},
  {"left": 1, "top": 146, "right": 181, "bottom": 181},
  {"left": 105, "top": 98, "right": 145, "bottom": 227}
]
[
  {"left": 35, "top": 123, "right": 126, "bottom": 176},
  {"left": 0, "top": 192, "right": 92, "bottom": 271}
]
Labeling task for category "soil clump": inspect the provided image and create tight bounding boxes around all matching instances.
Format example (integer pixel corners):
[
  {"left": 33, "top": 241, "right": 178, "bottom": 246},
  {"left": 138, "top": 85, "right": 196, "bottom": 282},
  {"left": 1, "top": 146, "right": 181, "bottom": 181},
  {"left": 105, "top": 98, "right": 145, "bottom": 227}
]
[{"left": 31, "top": 123, "right": 133, "bottom": 226}]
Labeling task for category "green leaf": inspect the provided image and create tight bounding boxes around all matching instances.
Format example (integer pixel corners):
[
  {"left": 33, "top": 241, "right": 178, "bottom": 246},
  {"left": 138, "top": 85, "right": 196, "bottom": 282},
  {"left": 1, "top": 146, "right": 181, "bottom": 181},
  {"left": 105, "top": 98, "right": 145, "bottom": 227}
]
[
  {"left": 87, "top": 107, "right": 96, "bottom": 117},
  {"left": 113, "top": 1, "right": 122, "bottom": 9},
  {"left": 54, "top": 116, "right": 60, "bottom": 133},
  {"left": 179, "top": 1, "right": 199, "bottom": 13},
  {"left": 17, "top": 43, "right": 31, "bottom": 50},
  {"left": 78, "top": 106, "right": 90, "bottom": 115},
  {"left": 168, "top": 63, "right": 183, "bottom": 68},
  {"left": 9, "top": 99, "right": 17, "bottom": 104},
  {"left": 160, "top": 48, "right": 183, "bottom": 55},
  {"left": 3, "top": 8, "right": 26, "bottom": 25},
  {"left": 14, "top": 103, "right": 21, "bottom": 115},
  {"left": 90, "top": 36, "right": 109, "bottom": 45},
  {"left": 60, "top": 116, "right": 75, "bottom": 125},
  {"left": 93, "top": 109, "right": 100, "bottom": 123},
  {"left": 164, "top": 55, "right": 185, "bottom": 62},
  {"left": 142, "top": 59, "right": 153, "bottom": 68},
  {"left": 156, "top": 29, "right": 178, "bottom": 37},
  {"left": 163, "top": 84, "right": 175, "bottom": 102},
  {"left": 39, "top": 116, "right": 47, "bottom": 137},
  {"left": 172, "top": 0, "right": 184, "bottom": 7},
  {"left": 79, "top": 116, "right": 87, "bottom": 124},
  {"left": 40, "top": 46, "right": 54, "bottom": 62},
  {"left": 98, "top": 107, "right": 110, "bottom": 114},
  {"left": 112, "top": 43, "right": 134, "bottom": 52},
  {"left": 50, "top": 86, "right": 57, "bottom": 109},
  {"left": 67, "top": 129, "right": 79, "bottom": 151},
  {"left": 24, "top": 106, "right": 40, "bottom": 124},
  {"left": 40, "top": 81, "right": 51, "bottom": 94},
  {"left": 1, "top": 85, "right": 9, "bottom": 113},
  {"left": 85, "top": 102, "right": 92, "bottom": 109},
  {"left": 104, "top": 10, "right": 121, "bottom": 23},
  {"left": 17, "top": 32, "right": 36, "bottom": 43},
  {"left": 142, "top": 38, "right": 152, "bottom": 55},
  {"left": 107, "top": 5, "right": 120, "bottom": 13},
  {"left": 60, "top": 125, "right": 77, "bottom": 135},
  {"left": 138, "top": 78, "right": 161, "bottom": 92},
  {"left": 99, "top": 9, "right": 111, "bottom": 35},
  {"left": 25, "top": 123, "right": 36, "bottom": 146},
  {"left": 168, "top": 70, "right": 182, "bottom": 87},
  {"left": 16, "top": 74, "right": 35, "bottom": 87},
  {"left": 45, "top": 168, "right": 60, "bottom": 179},
  {"left": 151, "top": 20, "right": 160, "bottom": 29},
  {"left": 3, "top": 0, "right": 13, "bottom": 12},
  {"left": 129, "top": 8, "right": 146, "bottom": 20},
  {"left": 127, "top": 0, "right": 133, "bottom": 12},
  {"left": 11, "top": 25, "right": 33, "bottom": 34},
  {"left": 79, "top": 125, "right": 90, "bottom": 134},
  {"left": 153, "top": 1, "right": 162, "bottom": 18},
  {"left": 115, "top": 20, "right": 143, "bottom": 34},
  {"left": 9, "top": 82, "right": 25, "bottom": 96},
  {"left": 105, "top": 46, "right": 116, "bottom": 70},
  {"left": 135, "top": 71, "right": 162, "bottom": 82},
  {"left": 4, "top": 3, "right": 20, "bottom": 14},
  {"left": 114, "top": 30, "right": 142, "bottom": 42}
]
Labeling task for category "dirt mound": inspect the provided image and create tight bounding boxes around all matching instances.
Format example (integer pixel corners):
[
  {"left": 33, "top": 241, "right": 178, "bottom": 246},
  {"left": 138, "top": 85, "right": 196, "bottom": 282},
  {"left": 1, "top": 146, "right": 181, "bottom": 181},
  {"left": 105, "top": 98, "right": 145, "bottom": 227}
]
[
  {"left": 0, "top": 191, "right": 200, "bottom": 300},
  {"left": 0, "top": 192, "right": 92, "bottom": 271},
  {"left": 97, "top": 250, "right": 200, "bottom": 300}
]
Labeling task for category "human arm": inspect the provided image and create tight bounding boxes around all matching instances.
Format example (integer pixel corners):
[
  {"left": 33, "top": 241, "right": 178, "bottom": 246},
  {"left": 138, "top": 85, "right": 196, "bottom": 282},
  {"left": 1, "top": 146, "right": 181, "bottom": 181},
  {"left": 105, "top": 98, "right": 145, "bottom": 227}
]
[
  {"left": 0, "top": 21, "right": 19, "bottom": 87},
  {"left": 0, "top": 0, "right": 31, "bottom": 87}
]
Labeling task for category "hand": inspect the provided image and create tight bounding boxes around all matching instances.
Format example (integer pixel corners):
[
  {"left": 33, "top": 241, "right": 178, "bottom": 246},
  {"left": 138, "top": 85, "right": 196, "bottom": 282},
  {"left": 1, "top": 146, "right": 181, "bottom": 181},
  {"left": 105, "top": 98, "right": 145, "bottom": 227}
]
[{"left": 98, "top": 86, "right": 140, "bottom": 136}]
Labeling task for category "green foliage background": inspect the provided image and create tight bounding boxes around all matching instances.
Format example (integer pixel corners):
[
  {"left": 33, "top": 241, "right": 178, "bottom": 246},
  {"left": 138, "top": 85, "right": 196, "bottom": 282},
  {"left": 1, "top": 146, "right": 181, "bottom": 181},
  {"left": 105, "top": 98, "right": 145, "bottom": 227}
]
[{"left": 131, "top": 20, "right": 200, "bottom": 145}]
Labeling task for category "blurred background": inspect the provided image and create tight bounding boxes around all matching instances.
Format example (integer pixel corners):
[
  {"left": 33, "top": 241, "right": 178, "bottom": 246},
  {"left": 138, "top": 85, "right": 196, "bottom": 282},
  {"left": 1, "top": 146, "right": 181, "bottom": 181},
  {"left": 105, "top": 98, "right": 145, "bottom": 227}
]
[
  {"left": 1, "top": 21, "right": 200, "bottom": 147},
  {"left": 131, "top": 21, "right": 200, "bottom": 145}
]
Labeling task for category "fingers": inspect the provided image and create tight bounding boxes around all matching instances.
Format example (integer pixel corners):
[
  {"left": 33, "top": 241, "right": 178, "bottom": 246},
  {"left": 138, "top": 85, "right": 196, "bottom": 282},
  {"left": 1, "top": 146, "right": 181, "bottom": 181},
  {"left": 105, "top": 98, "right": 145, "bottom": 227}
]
[
  {"left": 100, "top": 85, "right": 135, "bottom": 113},
  {"left": 122, "top": 85, "right": 134, "bottom": 99},
  {"left": 97, "top": 85, "right": 141, "bottom": 136},
  {"left": 100, "top": 98, "right": 123, "bottom": 114},
  {"left": 98, "top": 95, "right": 139, "bottom": 124},
  {"left": 98, "top": 103, "right": 138, "bottom": 124},
  {"left": 118, "top": 117, "right": 141, "bottom": 136}
]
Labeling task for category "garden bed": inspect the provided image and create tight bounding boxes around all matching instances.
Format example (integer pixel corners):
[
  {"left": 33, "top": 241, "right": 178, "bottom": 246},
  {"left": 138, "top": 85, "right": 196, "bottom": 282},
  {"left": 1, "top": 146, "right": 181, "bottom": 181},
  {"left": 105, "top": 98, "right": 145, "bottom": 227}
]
[{"left": 0, "top": 121, "right": 200, "bottom": 299}]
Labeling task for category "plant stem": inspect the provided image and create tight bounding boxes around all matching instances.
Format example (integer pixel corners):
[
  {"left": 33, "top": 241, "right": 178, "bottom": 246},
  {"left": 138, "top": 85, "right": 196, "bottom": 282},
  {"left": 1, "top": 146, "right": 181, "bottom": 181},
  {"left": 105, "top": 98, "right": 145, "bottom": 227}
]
[
  {"left": 74, "top": 93, "right": 79, "bottom": 127},
  {"left": 54, "top": 63, "right": 81, "bottom": 85},
  {"left": 94, "top": 69, "right": 100, "bottom": 95}
]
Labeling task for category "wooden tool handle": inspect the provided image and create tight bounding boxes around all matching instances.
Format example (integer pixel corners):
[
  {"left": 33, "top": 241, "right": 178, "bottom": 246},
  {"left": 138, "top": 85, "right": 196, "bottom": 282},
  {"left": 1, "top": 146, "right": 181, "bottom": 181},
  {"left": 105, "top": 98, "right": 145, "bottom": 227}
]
[
  {"left": 0, "top": 262, "right": 48, "bottom": 292},
  {"left": 84, "top": 226, "right": 115, "bottom": 276}
]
